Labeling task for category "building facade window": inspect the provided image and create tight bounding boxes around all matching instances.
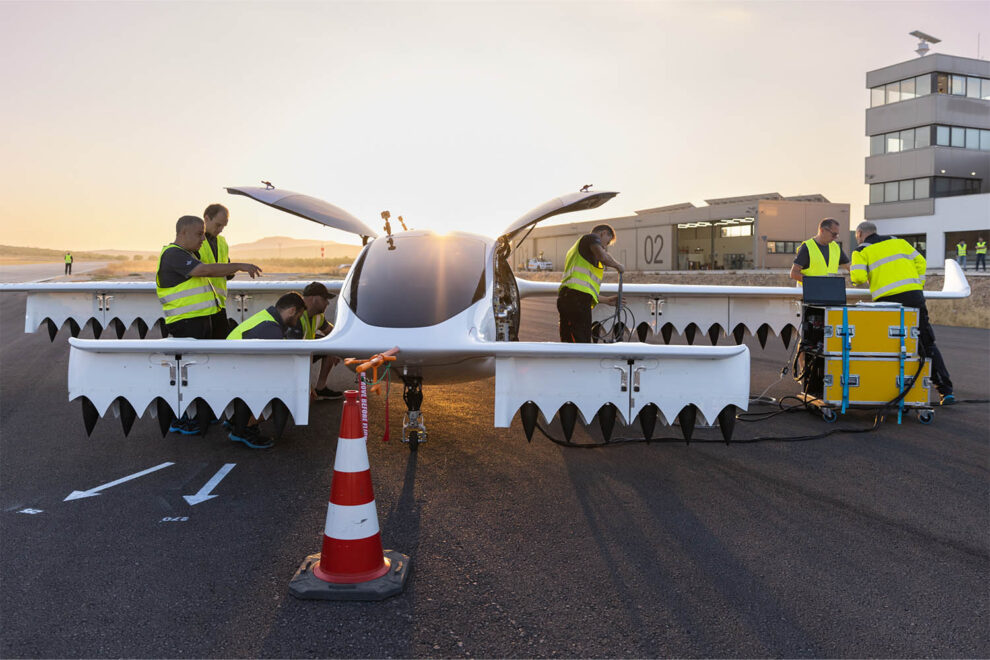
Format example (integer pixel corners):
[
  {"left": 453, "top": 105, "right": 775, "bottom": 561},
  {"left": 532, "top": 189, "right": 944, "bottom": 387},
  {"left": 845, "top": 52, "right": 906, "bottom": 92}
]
[
  {"left": 932, "top": 176, "right": 981, "bottom": 197},
  {"left": 720, "top": 225, "right": 753, "bottom": 238},
  {"left": 872, "top": 73, "right": 990, "bottom": 106},
  {"left": 869, "top": 177, "right": 935, "bottom": 203},
  {"left": 766, "top": 241, "right": 801, "bottom": 254},
  {"left": 932, "top": 125, "right": 990, "bottom": 151},
  {"left": 871, "top": 125, "right": 990, "bottom": 155}
]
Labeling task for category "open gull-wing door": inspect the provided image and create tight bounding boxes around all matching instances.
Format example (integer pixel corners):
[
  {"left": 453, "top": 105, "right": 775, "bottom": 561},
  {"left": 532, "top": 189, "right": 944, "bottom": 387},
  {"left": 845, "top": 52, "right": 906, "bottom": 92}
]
[
  {"left": 500, "top": 190, "right": 619, "bottom": 242},
  {"left": 226, "top": 186, "right": 379, "bottom": 242}
]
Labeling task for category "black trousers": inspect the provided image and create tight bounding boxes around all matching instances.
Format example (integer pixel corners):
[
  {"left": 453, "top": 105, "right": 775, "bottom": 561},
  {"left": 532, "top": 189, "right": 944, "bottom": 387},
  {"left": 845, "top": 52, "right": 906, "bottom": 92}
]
[
  {"left": 206, "top": 308, "right": 231, "bottom": 339},
  {"left": 977, "top": 253, "right": 986, "bottom": 271},
  {"left": 64, "top": 263, "right": 71, "bottom": 275},
  {"left": 165, "top": 315, "right": 212, "bottom": 339},
  {"left": 557, "top": 288, "right": 593, "bottom": 343},
  {"left": 877, "top": 290, "right": 953, "bottom": 396}
]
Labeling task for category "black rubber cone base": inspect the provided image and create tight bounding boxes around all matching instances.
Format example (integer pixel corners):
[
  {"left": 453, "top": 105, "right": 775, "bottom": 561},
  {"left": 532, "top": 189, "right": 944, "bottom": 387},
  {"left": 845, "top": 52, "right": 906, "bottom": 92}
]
[{"left": 289, "top": 550, "right": 410, "bottom": 601}]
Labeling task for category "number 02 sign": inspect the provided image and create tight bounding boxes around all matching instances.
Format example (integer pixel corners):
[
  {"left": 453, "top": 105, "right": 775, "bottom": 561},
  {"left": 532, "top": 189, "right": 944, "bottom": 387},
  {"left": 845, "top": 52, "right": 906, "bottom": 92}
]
[{"left": 643, "top": 234, "right": 665, "bottom": 265}]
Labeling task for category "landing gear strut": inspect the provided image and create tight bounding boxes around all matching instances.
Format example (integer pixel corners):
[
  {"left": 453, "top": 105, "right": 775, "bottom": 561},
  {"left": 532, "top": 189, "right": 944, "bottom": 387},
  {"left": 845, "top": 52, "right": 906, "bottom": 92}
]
[{"left": 401, "top": 377, "right": 426, "bottom": 451}]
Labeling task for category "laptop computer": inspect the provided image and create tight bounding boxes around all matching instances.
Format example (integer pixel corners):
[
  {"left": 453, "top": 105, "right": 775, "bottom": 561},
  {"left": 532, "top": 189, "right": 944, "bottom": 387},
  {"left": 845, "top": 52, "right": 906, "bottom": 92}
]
[{"left": 802, "top": 275, "right": 847, "bottom": 306}]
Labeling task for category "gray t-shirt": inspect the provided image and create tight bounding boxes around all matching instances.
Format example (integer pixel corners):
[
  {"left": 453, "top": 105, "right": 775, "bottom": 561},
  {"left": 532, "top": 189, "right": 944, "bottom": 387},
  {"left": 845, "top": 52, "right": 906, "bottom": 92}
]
[{"left": 157, "top": 246, "right": 202, "bottom": 288}]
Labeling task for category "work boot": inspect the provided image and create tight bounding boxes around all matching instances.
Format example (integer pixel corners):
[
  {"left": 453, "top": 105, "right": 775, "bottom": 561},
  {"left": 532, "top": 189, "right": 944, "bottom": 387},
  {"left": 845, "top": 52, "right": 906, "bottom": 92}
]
[
  {"left": 314, "top": 387, "right": 343, "bottom": 400},
  {"left": 939, "top": 393, "right": 956, "bottom": 406},
  {"left": 229, "top": 425, "right": 274, "bottom": 449}
]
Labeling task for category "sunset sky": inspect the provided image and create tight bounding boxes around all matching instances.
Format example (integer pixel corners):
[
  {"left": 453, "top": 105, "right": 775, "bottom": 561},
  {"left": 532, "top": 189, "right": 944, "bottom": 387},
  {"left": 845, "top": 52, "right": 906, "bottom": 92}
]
[{"left": 1, "top": 1, "right": 985, "bottom": 251}]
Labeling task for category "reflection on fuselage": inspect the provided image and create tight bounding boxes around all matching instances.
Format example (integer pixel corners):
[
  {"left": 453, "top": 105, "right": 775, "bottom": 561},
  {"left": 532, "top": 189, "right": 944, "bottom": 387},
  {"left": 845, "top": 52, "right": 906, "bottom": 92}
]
[{"left": 343, "top": 232, "right": 488, "bottom": 328}]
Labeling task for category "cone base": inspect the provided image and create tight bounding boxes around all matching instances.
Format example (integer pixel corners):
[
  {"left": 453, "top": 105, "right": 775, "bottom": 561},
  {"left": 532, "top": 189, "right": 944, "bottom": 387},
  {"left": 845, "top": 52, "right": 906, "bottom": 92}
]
[{"left": 288, "top": 550, "right": 410, "bottom": 601}]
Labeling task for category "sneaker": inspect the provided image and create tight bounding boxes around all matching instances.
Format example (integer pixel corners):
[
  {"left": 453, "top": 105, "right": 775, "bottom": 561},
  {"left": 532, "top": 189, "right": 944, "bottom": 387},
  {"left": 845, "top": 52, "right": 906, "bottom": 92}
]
[
  {"left": 168, "top": 418, "right": 201, "bottom": 435},
  {"left": 229, "top": 426, "right": 274, "bottom": 449},
  {"left": 314, "top": 387, "right": 343, "bottom": 400},
  {"left": 939, "top": 393, "right": 956, "bottom": 406}
]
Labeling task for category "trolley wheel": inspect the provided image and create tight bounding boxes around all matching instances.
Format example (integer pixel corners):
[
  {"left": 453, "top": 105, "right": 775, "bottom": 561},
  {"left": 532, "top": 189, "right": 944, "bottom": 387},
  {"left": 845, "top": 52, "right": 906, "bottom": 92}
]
[
  {"left": 822, "top": 408, "right": 837, "bottom": 423},
  {"left": 407, "top": 430, "right": 420, "bottom": 451},
  {"left": 917, "top": 410, "right": 934, "bottom": 425}
]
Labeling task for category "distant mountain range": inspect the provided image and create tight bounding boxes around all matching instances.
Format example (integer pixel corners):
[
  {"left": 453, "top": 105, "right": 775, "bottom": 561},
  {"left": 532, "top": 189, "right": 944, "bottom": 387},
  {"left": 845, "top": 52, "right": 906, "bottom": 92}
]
[{"left": 3, "top": 236, "right": 362, "bottom": 261}]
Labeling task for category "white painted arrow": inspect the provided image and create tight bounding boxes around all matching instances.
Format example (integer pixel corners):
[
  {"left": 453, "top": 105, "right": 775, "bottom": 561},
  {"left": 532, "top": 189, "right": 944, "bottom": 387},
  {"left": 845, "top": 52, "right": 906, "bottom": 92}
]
[
  {"left": 64, "top": 462, "right": 175, "bottom": 501},
  {"left": 183, "top": 463, "right": 236, "bottom": 506}
]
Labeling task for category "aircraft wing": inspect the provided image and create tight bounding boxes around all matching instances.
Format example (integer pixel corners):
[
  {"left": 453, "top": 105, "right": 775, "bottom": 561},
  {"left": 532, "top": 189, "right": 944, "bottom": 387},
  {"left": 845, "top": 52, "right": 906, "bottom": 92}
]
[
  {"left": 500, "top": 190, "right": 619, "bottom": 241},
  {"left": 66, "top": 334, "right": 748, "bottom": 443},
  {"left": 226, "top": 186, "right": 379, "bottom": 241},
  {"left": 515, "top": 259, "right": 971, "bottom": 348}
]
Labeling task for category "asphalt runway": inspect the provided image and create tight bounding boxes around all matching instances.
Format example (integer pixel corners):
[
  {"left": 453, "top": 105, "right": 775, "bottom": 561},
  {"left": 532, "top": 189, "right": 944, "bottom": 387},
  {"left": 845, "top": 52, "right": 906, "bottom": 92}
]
[
  {"left": 1, "top": 293, "right": 988, "bottom": 658},
  {"left": 0, "top": 261, "right": 109, "bottom": 283}
]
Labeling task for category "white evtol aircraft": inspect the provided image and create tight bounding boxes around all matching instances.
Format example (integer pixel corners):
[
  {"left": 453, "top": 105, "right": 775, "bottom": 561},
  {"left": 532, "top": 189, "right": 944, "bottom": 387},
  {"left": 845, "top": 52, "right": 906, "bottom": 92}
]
[{"left": 2, "top": 185, "right": 970, "bottom": 448}]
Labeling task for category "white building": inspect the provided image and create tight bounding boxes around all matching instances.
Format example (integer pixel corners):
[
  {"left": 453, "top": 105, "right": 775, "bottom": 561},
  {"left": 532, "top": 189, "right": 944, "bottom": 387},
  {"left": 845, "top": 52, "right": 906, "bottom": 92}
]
[{"left": 865, "top": 49, "right": 990, "bottom": 264}]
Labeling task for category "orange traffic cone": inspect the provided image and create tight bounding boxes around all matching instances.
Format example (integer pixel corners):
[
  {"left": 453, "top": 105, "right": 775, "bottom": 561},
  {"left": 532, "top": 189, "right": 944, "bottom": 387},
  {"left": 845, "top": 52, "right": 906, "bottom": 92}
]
[{"left": 289, "top": 390, "right": 410, "bottom": 600}]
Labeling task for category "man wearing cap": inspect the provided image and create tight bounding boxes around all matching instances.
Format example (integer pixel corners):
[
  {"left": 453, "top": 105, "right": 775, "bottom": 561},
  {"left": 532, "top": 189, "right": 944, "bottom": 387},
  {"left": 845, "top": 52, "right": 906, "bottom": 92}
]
[
  {"left": 286, "top": 281, "right": 343, "bottom": 400},
  {"left": 789, "top": 218, "right": 849, "bottom": 283}
]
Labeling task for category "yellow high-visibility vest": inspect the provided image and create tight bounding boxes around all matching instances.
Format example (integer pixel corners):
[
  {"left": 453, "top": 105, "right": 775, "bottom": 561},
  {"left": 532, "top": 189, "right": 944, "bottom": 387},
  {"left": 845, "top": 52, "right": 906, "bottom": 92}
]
[
  {"left": 559, "top": 238, "right": 604, "bottom": 306},
  {"left": 799, "top": 238, "right": 840, "bottom": 278},
  {"left": 227, "top": 308, "right": 278, "bottom": 339},
  {"left": 155, "top": 244, "right": 220, "bottom": 324},
  {"left": 850, "top": 237, "right": 926, "bottom": 300},
  {"left": 976, "top": 241, "right": 986, "bottom": 255},
  {"left": 299, "top": 310, "right": 326, "bottom": 339},
  {"left": 64, "top": 254, "right": 72, "bottom": 263},
  {"left": 957, "top": 242, "right": 967, "bottom": 256},
  {"left": 198, "top": 235, "right": 230, "bottom": 309}
]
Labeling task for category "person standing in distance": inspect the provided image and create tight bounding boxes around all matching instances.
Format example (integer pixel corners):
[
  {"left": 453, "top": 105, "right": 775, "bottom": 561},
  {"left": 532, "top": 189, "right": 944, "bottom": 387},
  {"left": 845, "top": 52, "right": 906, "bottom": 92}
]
[
  {"left": 850, "top": 221, "right": 955, "bottom": 405},
  {"left": 64, "top": 252, "right": 73, "bottom": 275},
  {"left": 975, "top": 236, "right": 986, "bottom": 272},
  {"left": 557, "top": 224, "right": 625, "bottom": 343},
  {"left": 789, "top": 218, "right": 849, "bottom": 283},
  {"left": 956, "top": 239, "right": 967, "bottom": 270},
  {"left": 199, "top": 203, "right": 237, "bottom": 338}
]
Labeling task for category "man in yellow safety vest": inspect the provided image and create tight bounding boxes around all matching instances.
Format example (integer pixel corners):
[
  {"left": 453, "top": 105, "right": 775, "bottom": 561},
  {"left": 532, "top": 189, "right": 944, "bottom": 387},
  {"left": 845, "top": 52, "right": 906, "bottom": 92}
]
[
  {"left": 156, "top": 215, "right": 262, "bottom": 340},
  {"left": 789, "top": 217, "right": 849, "bottom": 284},
  {"left": 200, "top": 203, "right": 235, "bottom": 338},
  {"left": 850, "top": 221, "right": 954, "bottom": 405},
  {"left": 64, "top": 252, "right": 73, "bottom": 275},
  {"left": 157, "top": 215, "right": 264, "bottom": 435},
  {"left": 285, "top": 281, "right": 343, "bottom": 400},
  {"left": 956, "top": 240, "right": 967, "bottom": 270},
  {"left": 226, "top": 291, "right": 306, "bottom": 448},
  {"left": 557, "top": 224, "right": 625, "bottom": 342},
  {"left": 975, "top": 237, "right": 986, "bottom": 272}
]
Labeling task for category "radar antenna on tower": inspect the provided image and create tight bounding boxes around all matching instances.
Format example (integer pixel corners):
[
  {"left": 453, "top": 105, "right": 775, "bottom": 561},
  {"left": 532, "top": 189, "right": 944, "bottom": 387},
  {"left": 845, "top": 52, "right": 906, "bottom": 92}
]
[{"left": 910, "top": 30, "right": 941, "bottom": 57}]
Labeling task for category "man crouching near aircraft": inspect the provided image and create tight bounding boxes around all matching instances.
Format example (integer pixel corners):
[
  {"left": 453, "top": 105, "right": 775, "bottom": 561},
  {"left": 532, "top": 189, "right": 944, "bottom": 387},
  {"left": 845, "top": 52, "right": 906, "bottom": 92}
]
[
  {"left": 556, "top": 224, "right": 625, "bottom": 342},
  {"left": 225, "top": 291, "right": 307, "bottom": 449},
  {"left": 285, "top": 281, "right": 343, "bottom": 400}
]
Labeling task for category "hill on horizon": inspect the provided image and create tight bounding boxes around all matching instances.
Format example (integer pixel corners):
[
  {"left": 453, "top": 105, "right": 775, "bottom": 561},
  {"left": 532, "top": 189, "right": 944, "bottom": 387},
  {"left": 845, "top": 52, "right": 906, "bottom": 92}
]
[{"left": 1, "top": 236, "right": 362, "bottom": 261}]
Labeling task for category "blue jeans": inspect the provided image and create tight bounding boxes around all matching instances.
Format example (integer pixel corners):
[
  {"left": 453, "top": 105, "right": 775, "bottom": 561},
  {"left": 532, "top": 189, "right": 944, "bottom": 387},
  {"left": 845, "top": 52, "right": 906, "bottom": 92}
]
[{"left": 957, "top": 255, "right": 967, "bottom": 269}]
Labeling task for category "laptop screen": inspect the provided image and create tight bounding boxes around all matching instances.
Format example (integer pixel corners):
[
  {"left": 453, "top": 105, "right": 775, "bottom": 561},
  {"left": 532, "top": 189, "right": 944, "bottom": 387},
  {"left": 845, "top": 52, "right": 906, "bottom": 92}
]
[{"left": 803, "top": 276, "right": 847, "bottom": 306}]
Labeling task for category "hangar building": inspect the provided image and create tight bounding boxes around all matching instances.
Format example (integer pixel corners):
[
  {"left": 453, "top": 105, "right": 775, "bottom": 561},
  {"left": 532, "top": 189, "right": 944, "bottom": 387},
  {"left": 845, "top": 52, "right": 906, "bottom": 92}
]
[{"left": 514, "top": 192, "right": 850, "bottom": 272}]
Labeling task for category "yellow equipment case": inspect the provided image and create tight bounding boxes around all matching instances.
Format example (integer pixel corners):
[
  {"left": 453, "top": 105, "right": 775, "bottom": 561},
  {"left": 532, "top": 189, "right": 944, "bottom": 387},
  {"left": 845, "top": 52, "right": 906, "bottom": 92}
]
[
  {"left": 822, "top": 356, "right": 931, "bottom": 406},
  {"left": 820, "top": 304, "right": 919, "bottom": 356},
  {"left": 797, "top": 302, "right": 933, "bottom": 424}
]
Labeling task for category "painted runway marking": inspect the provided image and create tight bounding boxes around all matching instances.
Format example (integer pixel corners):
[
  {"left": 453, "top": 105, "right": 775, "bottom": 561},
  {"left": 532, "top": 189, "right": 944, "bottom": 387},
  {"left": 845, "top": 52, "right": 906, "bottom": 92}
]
[
  {"left": 63, "top": 462, "right": 175, "bottom": 501},
  {"left": 183, "top": 463, "right": 236, "bottom": 506}
]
